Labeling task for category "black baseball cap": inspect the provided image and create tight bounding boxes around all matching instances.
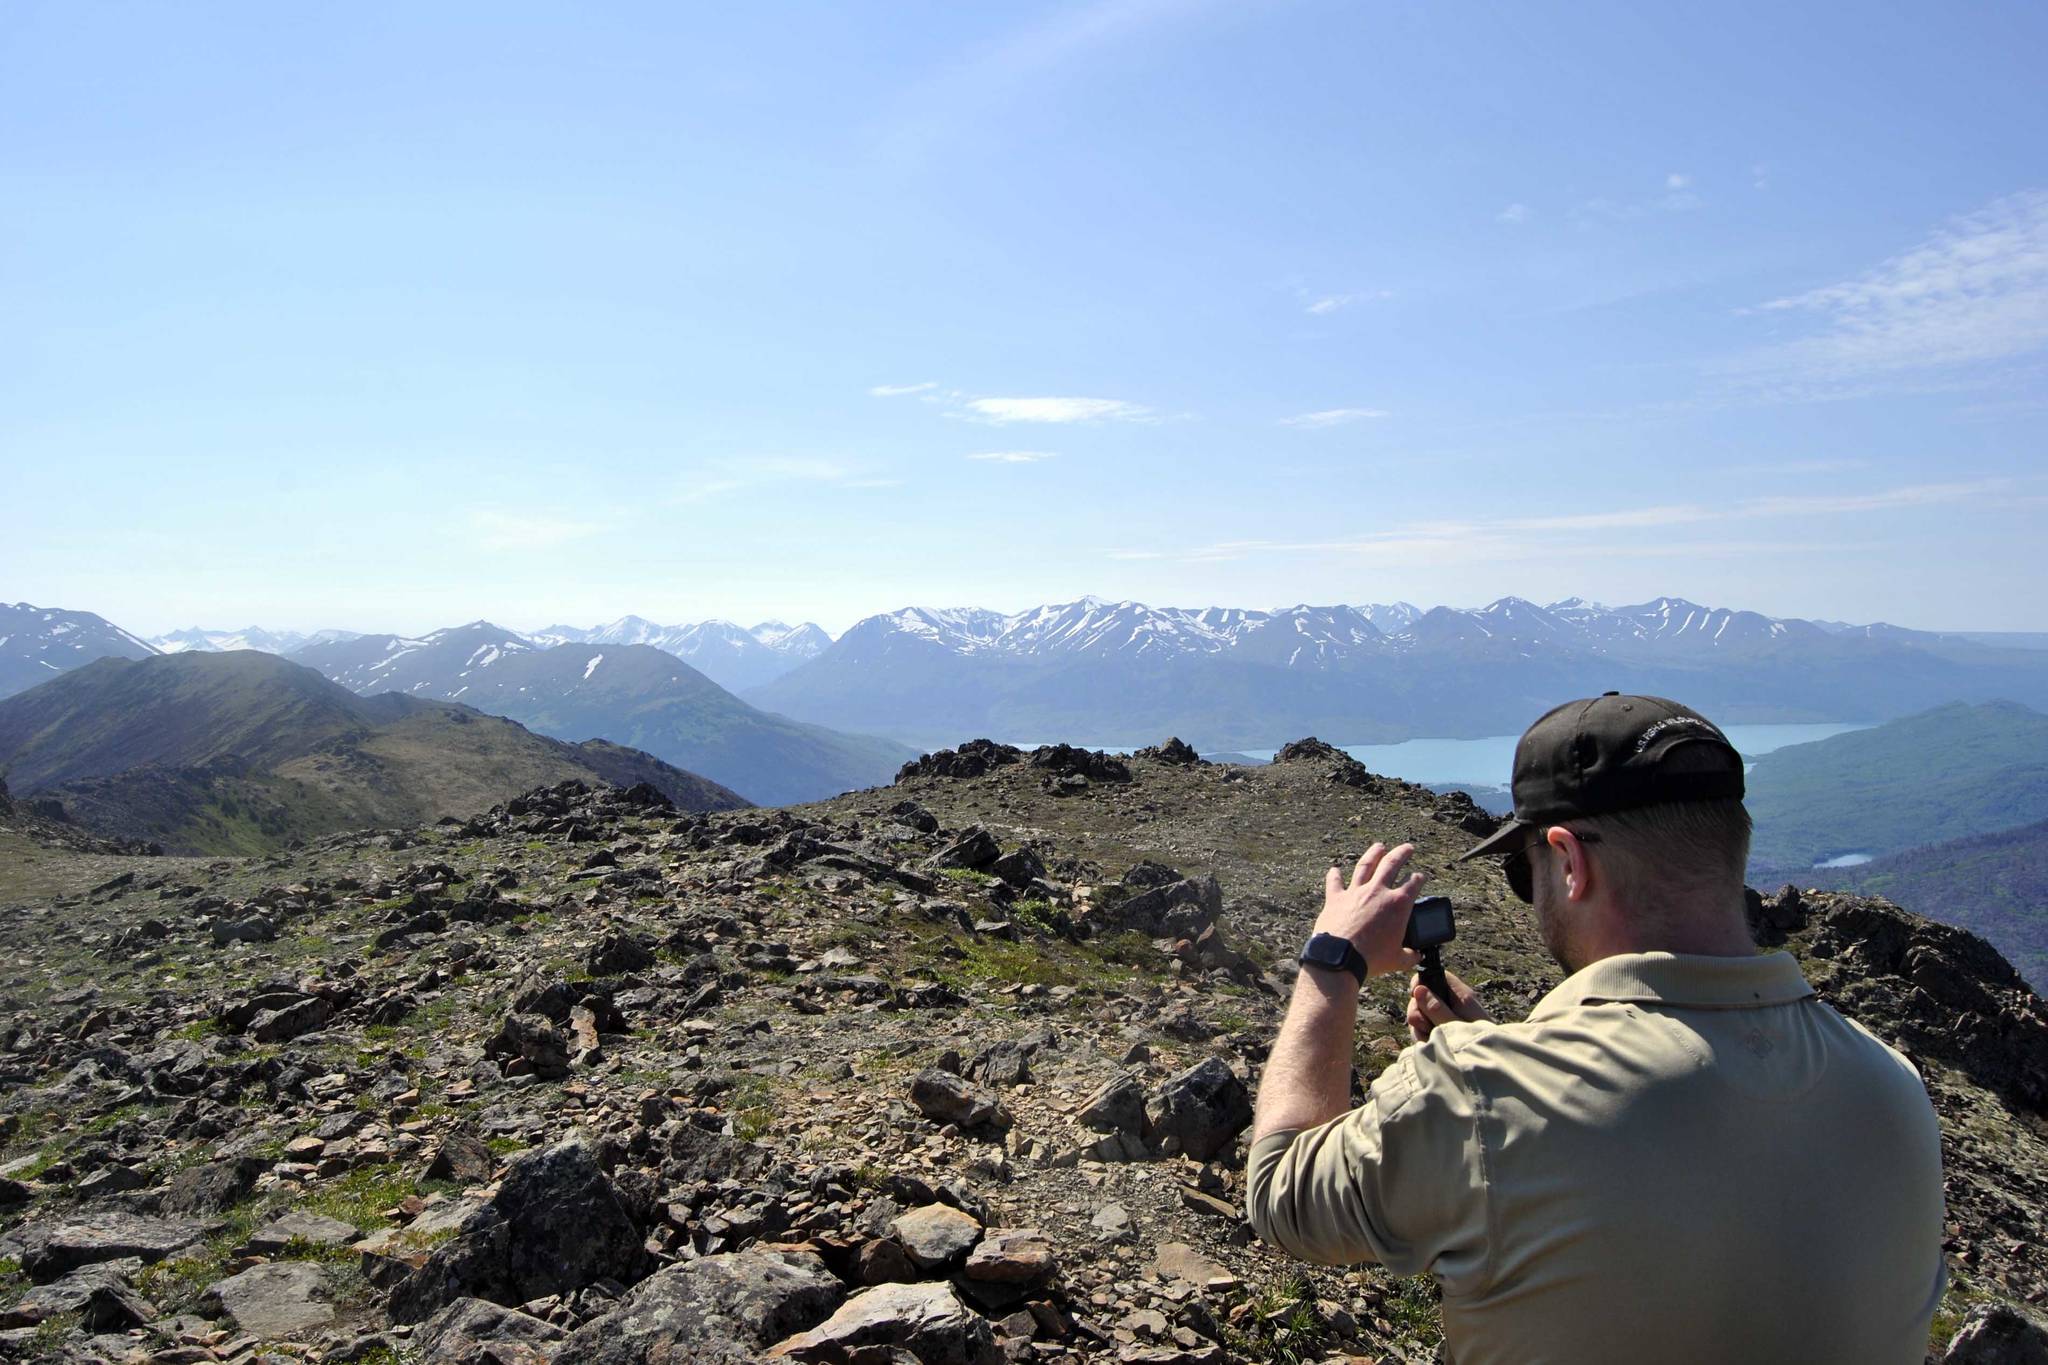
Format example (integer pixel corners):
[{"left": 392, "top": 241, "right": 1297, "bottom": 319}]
[{"left": 1458, "top": 693, "right": 1745, "bottom": 861}]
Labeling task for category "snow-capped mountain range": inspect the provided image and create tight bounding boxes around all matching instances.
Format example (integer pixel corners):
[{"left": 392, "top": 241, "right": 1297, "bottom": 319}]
[
  {"left": 11, "top": 594, "right": 2048, "bottom": 756},
  {"left": 747, "top": 594, "right": 2048, "bottom": 749},
  {"left": 526, "top": 617, "right": 830, "bottom": 692},
  {"left": 2, "top": 602, "right": 157, "bottom": 700},
  {"left": 816, "top": 595, "right": 1829, "bottom": 668},
  {"left": 150, "top": 626, "right": 362, "bottom": 655},
  {"left": 286, "top": 622, "right": 908, "bottom": 805}
]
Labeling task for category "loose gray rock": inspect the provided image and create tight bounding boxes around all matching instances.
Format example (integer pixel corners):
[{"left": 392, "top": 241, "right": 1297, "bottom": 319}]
[
  {"left": 768, "top": 1280, "right": 1001, "bottom": 1365},
  {"left": 211, "top": 915, "right": 278, "bottom": 946},
  {"left": 929, "top": 828, "right": 1001, "bottom": 872},
  {"left": 249, "top": 995, "right": 334, "bottom": 1043},
  {"left": 486, "top": 1012, "right": 572, "bottom": 1079},
  {"left": 161, "top": 1155, "right": 267, "bottom": 1214},
  {"left": 9, "top": 1212, "right": 207, "bottom": 1281},
  {"left": 202, "top": 1261, "right": 334, "bottom": 1340},
  {"left": 962, "top": 1229, "right": 1055, "bottom": 1286},
  {"left": 1945, "top": 1304, "right": 2048, "bottom": 1365},
  {"left": 891, "top": 1203, "right": 983, "bottom": 1272},
  {"left": 1076, "top": 1073, "right": 1148, "bottom": 1138},
  {"left": 240, "top": 1210, "right": 358, "bottom": 1257},
  {"left": 0, "top": 1260, "right": 155, "bottom": 1330},
  {"left": 554, "top": 1247, "right": 845, "bottom": 1365},
  {"left": 1145, "top": 1057, "right": 1251, "bottom": 1161},
  {"left": 389, "top": 1134, "right": 644, "bottom": 1324},
  {"left": 909, "top": 1069, "right": 1011, "bottom": 1134},
  {"left": 413, "top": 1297, "right": 569, "bottom": 1361},
  {"left": 988, "top": 847, "right": 1045, "bottom": 888},
  {"left": 586, "top": 931, "right": 656, "bottom": 977}
]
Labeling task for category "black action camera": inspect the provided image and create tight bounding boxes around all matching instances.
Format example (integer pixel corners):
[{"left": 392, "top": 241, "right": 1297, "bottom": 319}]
[
  {"left": 1403, "top": 895, "right": 1456, "bottom": 1006},
  {"left": 1404, "top": 895, "right": 1455, "bottom": 951}
]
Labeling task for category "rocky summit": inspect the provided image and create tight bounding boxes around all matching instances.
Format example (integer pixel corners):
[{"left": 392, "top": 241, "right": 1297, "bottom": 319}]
[{"left": 0, "top": 741, "right": 2044, "bottom": 1364}]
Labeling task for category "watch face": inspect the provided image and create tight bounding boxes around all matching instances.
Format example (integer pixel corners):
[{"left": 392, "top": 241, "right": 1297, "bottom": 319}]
[{"left": 1303, "top": 934, "right": 1347, "bottom": 967}]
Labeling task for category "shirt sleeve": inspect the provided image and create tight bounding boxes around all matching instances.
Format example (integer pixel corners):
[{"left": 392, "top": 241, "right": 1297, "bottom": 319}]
[{"left": 1244, "top": 1029, "right": 1491, "bottom": 1281}]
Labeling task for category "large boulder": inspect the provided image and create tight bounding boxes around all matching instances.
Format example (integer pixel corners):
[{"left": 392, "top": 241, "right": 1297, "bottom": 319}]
[
  {"left": 413, "top": 1297, "right": 569, "bottom": 1362},
  {"left": 1103, "top": 872, "right": 1223, "bottom": 939},
  {"left": 586, "top": 931, "right": 656, "bottom": 977},
  {"left": 769, "top": 1280, "right": 1001, "bottom": 1365},
  {"left": 929, "top": 828, "right": 1002, "bottom": 873},
  {"left": 389, "top": 1135, "right": 644, "bottom": 1324},
  {"left": 896, "top": 741, "right": 1023, "bottom": 782},
  {"left": 909, "top": 1069, "right": 1012, "bottom": 1135},
  {"left": 201, "top": 1261, "right": 333, "bottom": 1340},
  {"left": 485, "top": 1012, "right": 573, "bottom": 1080},
  {"left": 6, "top": 1212, "right": 207, "bottom": 1281},
  {"left": 962, "top": 1229, "right": 1055, "bottom": 1287},
  {"left": 161, "top": 1155, "right": 268, "bottom": 1214},
  {"left": 1076, "top": 1073, "right": 1148, "bottom": 1138},
  {"left": 1146, "top": 1058, "right": 1252, "bottom": 1161},
  {"left": 1135, "top": 737, "right": 1203, "bottom": 766},
  {"left": 891, "top": 1204, "right": 983, "bottom": 1272},
  {"left": 553, "top": 1247, "right": 844, "bottom": 1365},
  {"left": 1944, "top": 1304, "right": 2048, "bottom": 1364},
  {"left": 0, "top": 1261, "right": 155, "bottom": 1331},
  {"left": 1026, "top": 744, "right": 1132, "bottom": 783},
  {"left": 248, "top": 995, "right": 334, "bottom": 1043}
]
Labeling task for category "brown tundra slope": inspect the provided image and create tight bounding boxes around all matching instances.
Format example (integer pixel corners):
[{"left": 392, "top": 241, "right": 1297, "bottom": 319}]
[{"left": 0, "top": 738, "right": 2041, "bottom": 1363}]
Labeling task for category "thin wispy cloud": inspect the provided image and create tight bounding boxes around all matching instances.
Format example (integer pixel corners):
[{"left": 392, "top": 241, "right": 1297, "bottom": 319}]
[
  {"left": 468, "top": 509, "right": 602, "bottom": 550},
  {"left": 1279, "top": 407, "right": 1389, "bottom": 429},
  {"left": 1498, "top": 202, "right": 1531, "bottom": 225},
  {"left": 874, "top": 0, "right": 1219, "bottom": 164},
  {"left": 1106, "top": 479, "right": 2011, "bottom": 564},
  {"left": 1575, "top": 173, "right": 1701, "bottom": 223},
  {"left": 1739, "top": 189, "right": 2048, "bottom": 386},
  {"left": 1303, "top": 289, "right": 1391, "bottom": 315},
  {"left": 869, "top": 381, "right": 938, "bottom": 398},
  {"left": 965, "top": 396, "right": 1153, "bottom": 424},
  {"left": 968, "top": 451, "right": 1057, "bottom": 463}
]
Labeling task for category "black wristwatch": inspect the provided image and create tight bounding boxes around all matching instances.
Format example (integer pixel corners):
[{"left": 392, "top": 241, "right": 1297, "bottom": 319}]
[{"left": 1298, "top": 932, "right": 1368, "bottom": 986}]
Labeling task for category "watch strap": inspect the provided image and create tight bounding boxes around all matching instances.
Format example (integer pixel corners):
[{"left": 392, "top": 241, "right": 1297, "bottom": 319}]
[{"left": 1299, "top": 931, "right": 1367, "bottom": 986}]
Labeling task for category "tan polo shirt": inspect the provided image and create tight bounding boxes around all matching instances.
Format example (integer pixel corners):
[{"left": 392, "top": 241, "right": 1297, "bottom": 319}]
[{"left": 1246, "top": 951, "right": 1946, "bottom": 1365}]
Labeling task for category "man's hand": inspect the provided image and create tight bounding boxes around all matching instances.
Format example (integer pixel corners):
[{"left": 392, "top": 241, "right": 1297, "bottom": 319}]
[
  {"left": 1407, "top": 970, "right": 1492, "bottom": 1041},
  {"left": 1317, "top": 842, "right": 1428, "bottom": 979}
]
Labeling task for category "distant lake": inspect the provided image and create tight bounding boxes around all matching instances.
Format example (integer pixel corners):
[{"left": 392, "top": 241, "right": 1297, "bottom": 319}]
[
  {"left": 1003, "top": 722, "right": 1871, "bottom": 789},
  {"left": 1814, "top": 852, "right": 1875, "bottom": 868},
  {"left": 1233, "top": 722, "right": 1872, "bottom": 788}
]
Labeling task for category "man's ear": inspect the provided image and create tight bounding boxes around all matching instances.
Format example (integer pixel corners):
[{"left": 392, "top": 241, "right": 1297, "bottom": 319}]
[{"left": 1547, "top": 826, "right": 1594, "bottom": 903}]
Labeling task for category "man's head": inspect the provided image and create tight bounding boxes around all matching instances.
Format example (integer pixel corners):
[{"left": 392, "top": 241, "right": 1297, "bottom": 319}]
[{"left": 1460, "top": 694, "right": 1753, "bottom": 970}]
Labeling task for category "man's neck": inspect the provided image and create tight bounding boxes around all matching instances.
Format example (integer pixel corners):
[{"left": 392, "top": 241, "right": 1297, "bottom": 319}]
[{"left": 1582, "top": 898, "right": 1757, "bottom": 965}]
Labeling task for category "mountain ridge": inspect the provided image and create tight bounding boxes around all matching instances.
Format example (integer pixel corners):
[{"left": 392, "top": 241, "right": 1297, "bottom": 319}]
[
  {"left": 749, "top": 595, "right": 2048, "bottom": 748},
  {"left": 290, "top": 627, "right": 911, "bottom": 806},
  {"left": 0, "top": 651, "right": 748, "bottom": 852}
]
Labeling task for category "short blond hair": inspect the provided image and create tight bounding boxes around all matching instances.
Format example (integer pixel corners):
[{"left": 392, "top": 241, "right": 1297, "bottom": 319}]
[{"left": 1574, "top": 744, "right": 1753, "bottom": 912}]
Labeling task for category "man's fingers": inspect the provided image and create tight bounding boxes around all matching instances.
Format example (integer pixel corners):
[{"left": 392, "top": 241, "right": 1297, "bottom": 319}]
[
  {"left": 1350, "top": 843, "right": 1386, "bottom": 888},
  {"left": 1397, "top": 870, "right": 1429, "bottom": 898},
  {"left": 1372, "top": 843, "right": 1416, "bottom": 887},
  {"left": 1324, "top": 864, "right": 1342, "bottom": 899},
  {"left": 1411, "top": 979, "right": 1457, "bottom": 1025}
]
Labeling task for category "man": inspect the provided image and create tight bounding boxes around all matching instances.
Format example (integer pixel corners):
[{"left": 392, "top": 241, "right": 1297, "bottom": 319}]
[{"left": 1245, "top": 693, "right": 1946, "bottom": 1364}]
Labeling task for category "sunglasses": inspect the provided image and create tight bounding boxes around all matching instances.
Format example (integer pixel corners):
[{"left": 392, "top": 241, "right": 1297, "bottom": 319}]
[{"left": 1501, "top": 828, "right": 1602, "bottom": 903}]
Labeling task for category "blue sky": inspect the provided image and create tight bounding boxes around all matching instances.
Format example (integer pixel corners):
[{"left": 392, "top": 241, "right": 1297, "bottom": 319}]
[{"left": 4, "top": 0, "right": 2046, "bottom": 636}]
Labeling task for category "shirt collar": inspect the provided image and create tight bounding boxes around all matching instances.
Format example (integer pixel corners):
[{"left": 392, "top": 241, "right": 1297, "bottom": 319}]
[{"left": 1527, "top": 950, "right": 1815, "bottom": 1022}]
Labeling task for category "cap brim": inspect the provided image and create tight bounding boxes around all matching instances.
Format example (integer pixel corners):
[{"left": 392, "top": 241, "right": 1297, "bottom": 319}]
[{"left": 1457, "top": 817, "right": 1532, "bottom": 862}]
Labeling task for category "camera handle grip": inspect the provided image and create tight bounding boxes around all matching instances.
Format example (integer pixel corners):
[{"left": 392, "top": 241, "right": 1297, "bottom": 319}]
[{"left": 1417, "top": 945, "right": 1451, "bottom": 1009}]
